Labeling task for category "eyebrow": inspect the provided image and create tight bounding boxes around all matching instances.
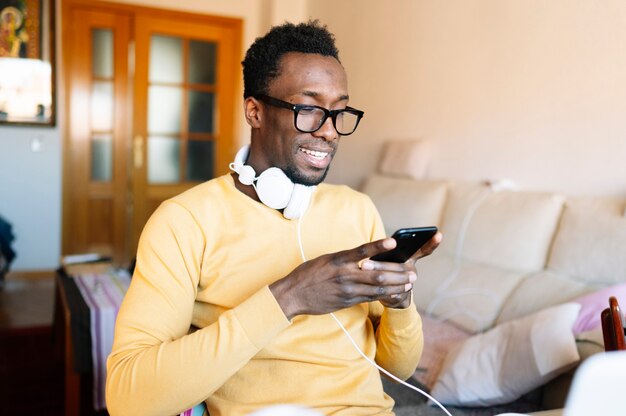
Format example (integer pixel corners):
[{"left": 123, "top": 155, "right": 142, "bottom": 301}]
[{"left": 301, "top": 90, "right": 350, "bottom": 103}]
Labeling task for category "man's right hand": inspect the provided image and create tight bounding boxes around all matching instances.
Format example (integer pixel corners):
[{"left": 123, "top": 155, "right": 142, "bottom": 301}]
[{"left": 269, "top": 237, "right": 425, "bottom": 320}]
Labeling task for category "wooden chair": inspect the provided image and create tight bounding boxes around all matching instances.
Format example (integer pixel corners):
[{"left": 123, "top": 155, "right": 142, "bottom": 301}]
[{"left": 601, "top": 296, "right": 626, "bottom": 351}]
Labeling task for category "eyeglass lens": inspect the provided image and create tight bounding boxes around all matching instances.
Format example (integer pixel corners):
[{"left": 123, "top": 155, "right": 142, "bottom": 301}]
[{"left": 296, "top": 107, "right": 360, "bottom": 135}]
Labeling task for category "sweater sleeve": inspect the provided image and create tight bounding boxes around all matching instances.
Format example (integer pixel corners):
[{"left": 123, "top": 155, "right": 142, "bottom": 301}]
[
  {"left": 366, "top": 197, "right": 424, "bottom": 381},
  {"left": 372, "top": 301, "right": 424, "bottom": 381},
  {"left": 105, "top": 201, "right": 291, "bottom": 416}
]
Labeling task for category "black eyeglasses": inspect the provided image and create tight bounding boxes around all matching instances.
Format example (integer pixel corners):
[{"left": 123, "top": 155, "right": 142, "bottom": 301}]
[{"left": 255, "top": 94, "right": 364, "bottom": 136}]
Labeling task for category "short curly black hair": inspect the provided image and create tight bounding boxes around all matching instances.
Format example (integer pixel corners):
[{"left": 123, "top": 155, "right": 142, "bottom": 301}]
[{"left": 242, "top": 20, "right": 340, "bottom": 98}]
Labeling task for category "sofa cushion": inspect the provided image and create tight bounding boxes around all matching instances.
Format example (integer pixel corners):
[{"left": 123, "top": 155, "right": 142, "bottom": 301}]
[
  {"left": 377, "top": 139, "right": 432, "bottom": 179},
  {"left": 430, "top": 303, "right": 581, "bottom": 407},
  {"left": 435, "top": 181, "right": 489, "bottom": 257},
  {"left": 548, "top": 197, "right": 626, "bottom": 285},
  {"left": 361, "top": 174, "right": 448, "bottom": 235},
  {"left": 497, "top": 270, "right": 591, "bottom": 325},
  {"left": 440, "top": 183, "right": 565, "bottom": 271},
  {"left": 414, "top": 253, "right": 528, "bottom": 333}
]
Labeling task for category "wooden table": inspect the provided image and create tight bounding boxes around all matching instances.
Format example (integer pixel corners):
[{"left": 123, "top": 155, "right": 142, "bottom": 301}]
[
  {"left": 54, "top": 272, "right": 84, "bottom": 416},
  {"left": 54, "top": 272, "right": 110, "bottom": 416}
]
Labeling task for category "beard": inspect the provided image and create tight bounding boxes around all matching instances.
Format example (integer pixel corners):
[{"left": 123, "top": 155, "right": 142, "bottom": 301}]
[{"left": 283, "top": 164, "right": 330, "bottom": 187}]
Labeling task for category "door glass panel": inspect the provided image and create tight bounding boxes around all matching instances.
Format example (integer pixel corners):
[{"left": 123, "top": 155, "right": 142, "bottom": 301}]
[
  {"left": 188, "top": 40, "right": 216, "bottom": 84},
  {"left": 149, "top": 35, "right": 183, "bottom": 83},
  {"left": 148, "top": 136, "right": 180, "bottom": 183},
  {"left": 148, "top": 86, "right": 182, "bottom": 134},
  {"left": 91, "top": 81, "right": 114, "bottom": 131},
  {"left": 187, "top": 140, "right": 214, "bottom": 181},
  {"left": 92, "top": 29, "right": 114, "bottom": 78},
  {"left": 188, "top": 91, "right": 214, "bottom": 133},
  {"left": 91, "top": 134, "right": 113, "bottom": 181}
]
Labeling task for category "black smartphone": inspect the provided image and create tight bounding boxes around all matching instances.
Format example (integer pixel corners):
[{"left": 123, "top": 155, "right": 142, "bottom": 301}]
[{"left": 370, "top": 226, "right": 438, "bottom": 263}]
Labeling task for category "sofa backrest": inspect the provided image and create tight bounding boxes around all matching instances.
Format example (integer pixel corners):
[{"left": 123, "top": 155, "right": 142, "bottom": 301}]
[
  {"left": 362, "top": 173, "right": 626, "bottom": 332},
  {"left": 439, "top": 182, "right": 565, "bottom": 272},
  {"left": 366, "top": 175, "right": 566, "bottom": 273},
  {"left": 547, "top": 196, "right": 626, "bottom": 285},
  {"left": 361, "top": 174, "right": 448, "bottom": 236}
]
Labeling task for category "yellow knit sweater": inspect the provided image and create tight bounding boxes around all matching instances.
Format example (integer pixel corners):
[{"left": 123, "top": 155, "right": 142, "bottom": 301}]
[{"left": 106, "top": 174, "right": 423, "bottom": 416}]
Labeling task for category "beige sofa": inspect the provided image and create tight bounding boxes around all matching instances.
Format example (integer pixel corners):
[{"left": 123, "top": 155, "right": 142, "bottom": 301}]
[{"left": 361, "top": 169, "right": 626, "bottom": 410}]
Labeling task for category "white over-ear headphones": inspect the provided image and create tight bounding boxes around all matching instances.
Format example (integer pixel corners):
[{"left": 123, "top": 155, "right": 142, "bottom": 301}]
[{"left": 229, "top": 145, "right": 315, "bottom": 220}]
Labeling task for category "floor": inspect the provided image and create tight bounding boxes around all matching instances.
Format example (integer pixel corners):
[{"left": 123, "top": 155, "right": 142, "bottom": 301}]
[{"left": 0, "top": 271, "right": 65, "bottom": 415}]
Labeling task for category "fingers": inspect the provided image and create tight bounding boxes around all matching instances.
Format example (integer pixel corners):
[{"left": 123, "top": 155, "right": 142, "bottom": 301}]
[
  {"left": 360, "top": 258, "right": 407, "bottom": 272},
  {"left": 423, "top": 231, "right": 443, "bottom": 254},
  {"left": 334, "top": 238, "right": 397, "bottom": 264},
  {"left": 342, "top": 277, "right": 414, "bottom": 301},
  {"left": 333, "top": 257, "right": 416, "bottom": 299},
  {"left": 359, "top": 267, "right": 417, "bottom": 292},
  {"left": 274, "top": 238, "right": 423, "bottom": 318},
  {"left": 380, "top": 291, "right": 412, "bottom": 309},
  {"left": 407, "top": 231, "right": 443, "bottom": 262}
]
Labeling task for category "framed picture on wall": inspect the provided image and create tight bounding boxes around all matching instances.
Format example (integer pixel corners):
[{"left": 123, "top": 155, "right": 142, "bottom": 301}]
[{"left": 0, "top": 0, "right": 56, "bottom": 126}]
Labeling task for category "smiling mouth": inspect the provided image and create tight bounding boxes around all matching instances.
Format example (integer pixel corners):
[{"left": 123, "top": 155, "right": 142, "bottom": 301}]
[
  {"left": 297, "top": 146, "right": 334, "bottom": 172},
  {"left": 299, "top": 147, "right": 330, "bottom": 160}
]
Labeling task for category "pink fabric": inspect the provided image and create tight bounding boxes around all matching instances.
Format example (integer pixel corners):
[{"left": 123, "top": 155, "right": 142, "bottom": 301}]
[
  {"left": 413, "top": 313, "right": 470, "bottom": 390},
  {"left": 571, "top": 283, "right": 626, "bottom": 334}
]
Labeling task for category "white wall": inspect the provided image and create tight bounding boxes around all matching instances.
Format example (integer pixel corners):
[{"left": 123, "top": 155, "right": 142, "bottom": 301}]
[
  {"left": 0, "top": 127, "right": 62, "bottom": 270},
  {"left": 313, "top": 1, "right": 626, "bottom": 198}
]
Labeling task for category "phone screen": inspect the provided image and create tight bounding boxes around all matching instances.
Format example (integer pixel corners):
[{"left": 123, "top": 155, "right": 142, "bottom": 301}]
[{"left": 370, "top": 226, "right": 438, "bottom": 263}]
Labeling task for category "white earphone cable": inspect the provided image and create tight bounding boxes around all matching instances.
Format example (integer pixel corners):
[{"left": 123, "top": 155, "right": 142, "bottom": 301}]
[
  {"left": 296, "top": 216, "right": 307, "bottom": 263},
  {"left": 426, "top": 183, "right": 506, "bottom": 330},
  {"left": 296, "top": 216, "right": 452, "bottom": 416},
  {"left": 329, "top": 313, "right": 453, "bottom": 416}
]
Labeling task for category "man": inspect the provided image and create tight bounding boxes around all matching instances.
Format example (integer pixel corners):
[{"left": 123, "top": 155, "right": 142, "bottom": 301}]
[{"left": 106, "top": 20, "right": 441, "bottom": 416}]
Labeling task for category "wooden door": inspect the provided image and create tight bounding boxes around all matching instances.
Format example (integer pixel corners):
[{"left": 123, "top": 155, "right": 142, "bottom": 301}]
[
  {"left": 62, "top": 6, "right": 131, "bottom": 264},
  {"left": 131, "top": 14, "right": 240, "bottom": 252},
  {"left": 62, "top": 1, "right": 242, "bottom": 266}
]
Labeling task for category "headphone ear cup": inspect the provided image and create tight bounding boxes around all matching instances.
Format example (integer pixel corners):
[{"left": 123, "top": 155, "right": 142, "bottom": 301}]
[
  {"left": 283, "top": 184, "right": 314, "bottom": 220},
  {"left": 230, "top": 145, "right": 256, "bottom": 185},
  {"left": 237, "top": 165, "right": 256, "bottom": 186},
  {"left": 229, "top": 144, "right": 316, "bottom": 219},
  {"left": 255, "top": 167, "right": 294, "bottom": 210}
]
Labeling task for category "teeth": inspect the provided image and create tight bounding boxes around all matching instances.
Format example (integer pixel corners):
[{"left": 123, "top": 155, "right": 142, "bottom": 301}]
[{"left": 300, "top": 148, "right": 328, "bottom": 159}]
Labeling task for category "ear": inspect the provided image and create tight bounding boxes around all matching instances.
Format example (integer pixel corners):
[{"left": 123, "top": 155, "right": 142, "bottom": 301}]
[{"left": 244, "top": 97, "right": 262, "bottom": 128}]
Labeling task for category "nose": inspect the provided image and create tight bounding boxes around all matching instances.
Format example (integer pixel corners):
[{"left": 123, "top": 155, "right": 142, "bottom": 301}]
[{"left": 312, "top": 116, "right": 339, "bottom": 142}]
